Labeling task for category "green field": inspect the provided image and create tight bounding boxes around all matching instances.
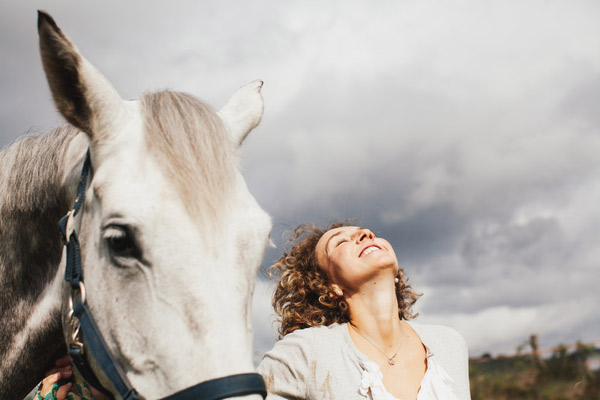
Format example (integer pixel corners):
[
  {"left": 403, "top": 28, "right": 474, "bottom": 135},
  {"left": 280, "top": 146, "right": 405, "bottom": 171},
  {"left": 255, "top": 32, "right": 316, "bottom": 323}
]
[{"left": 470, "top": 343, "right": 600, "bottom": 399}]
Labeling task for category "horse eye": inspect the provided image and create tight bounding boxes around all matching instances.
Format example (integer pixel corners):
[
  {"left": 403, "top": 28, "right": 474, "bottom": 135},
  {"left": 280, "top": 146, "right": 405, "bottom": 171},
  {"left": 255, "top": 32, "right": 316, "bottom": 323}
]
[{"left": 104, "top": 226, "right": 139, "bottom": 259}]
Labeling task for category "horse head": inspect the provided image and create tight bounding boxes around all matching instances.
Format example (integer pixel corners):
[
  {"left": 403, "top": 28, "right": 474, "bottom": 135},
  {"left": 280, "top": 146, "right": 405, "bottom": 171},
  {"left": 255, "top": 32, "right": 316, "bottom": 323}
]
[{"left": 38, "top": 11, "right": 271, "bottom": 398}]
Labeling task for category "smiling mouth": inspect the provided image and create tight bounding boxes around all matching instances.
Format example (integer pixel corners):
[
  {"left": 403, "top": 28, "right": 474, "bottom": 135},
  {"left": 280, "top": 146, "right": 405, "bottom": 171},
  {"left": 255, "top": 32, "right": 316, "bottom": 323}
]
[{"left": 359, "top": 245, "right": 382, "bottom": 257}]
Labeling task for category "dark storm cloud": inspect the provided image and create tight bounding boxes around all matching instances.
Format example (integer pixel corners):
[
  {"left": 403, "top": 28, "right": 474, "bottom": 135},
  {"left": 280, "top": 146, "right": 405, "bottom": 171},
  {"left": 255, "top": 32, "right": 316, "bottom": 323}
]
[{"left": 2, "top": 0, "right": 600, "bottom": 357}]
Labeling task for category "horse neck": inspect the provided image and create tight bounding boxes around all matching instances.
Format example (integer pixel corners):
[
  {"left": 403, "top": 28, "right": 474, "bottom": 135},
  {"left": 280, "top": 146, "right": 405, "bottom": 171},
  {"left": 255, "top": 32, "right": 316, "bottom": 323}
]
[{"left": 0, "top": 125, "right": 87, "bottom": 398}]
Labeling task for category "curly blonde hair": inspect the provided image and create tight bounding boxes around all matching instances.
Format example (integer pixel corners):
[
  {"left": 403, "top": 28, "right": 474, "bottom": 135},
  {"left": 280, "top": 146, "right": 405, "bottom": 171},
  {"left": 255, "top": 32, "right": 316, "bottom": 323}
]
[{"left": 269, "top": 221, "right": 421, "bottom": 338}]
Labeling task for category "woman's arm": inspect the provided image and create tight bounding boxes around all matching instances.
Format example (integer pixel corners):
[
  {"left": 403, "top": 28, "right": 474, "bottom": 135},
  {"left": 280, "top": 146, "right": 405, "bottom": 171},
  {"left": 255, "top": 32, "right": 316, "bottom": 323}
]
[
  {"left": 432, "top": 325, "right": 472, "bottom": 400},
  {"left": 257, "top": 328, "right": 315, "bottom": 400}
]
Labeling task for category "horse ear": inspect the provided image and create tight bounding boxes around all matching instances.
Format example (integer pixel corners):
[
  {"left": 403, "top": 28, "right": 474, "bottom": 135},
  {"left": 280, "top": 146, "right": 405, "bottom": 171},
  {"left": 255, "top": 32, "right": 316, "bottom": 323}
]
[
  {"left": 37, "top": 10, "right": 123, "bottom": 139},
  {"left": 218, "top": 80, "right": 264, "bottom": 145}
]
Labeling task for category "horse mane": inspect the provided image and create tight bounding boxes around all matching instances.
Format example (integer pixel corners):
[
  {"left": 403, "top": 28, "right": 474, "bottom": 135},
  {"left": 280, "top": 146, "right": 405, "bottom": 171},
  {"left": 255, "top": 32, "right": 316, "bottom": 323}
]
[
  {"left": 0, "top": 126, "right": 80, "bottom": 391},
  {"left": 140, "top": 91, "right": 237, "bottom": 224},
  {"left": 0, "top": 125, "right": 78, "bottom": 302},
  {"left": 0, "top": 126, "right": 79, "bottom": 211}
]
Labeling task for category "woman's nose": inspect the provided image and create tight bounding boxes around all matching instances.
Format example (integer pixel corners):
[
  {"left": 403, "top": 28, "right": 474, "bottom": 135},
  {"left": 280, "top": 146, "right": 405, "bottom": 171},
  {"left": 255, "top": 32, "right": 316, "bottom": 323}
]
[{"left": 356, "top": 228, "right": 375, "bottom": 243}]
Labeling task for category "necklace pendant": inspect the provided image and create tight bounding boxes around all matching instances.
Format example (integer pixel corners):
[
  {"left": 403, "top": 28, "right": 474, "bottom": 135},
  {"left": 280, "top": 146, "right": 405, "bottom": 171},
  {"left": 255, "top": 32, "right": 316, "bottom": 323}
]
[{"left": 388, "top": 359, "right": 395, "bottom": 366}]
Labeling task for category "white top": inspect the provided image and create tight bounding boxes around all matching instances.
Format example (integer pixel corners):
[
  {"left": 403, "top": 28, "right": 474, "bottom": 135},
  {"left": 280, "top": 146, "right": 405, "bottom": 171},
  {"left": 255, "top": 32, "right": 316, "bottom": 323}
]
[
  {"left": 258, "top": 322, "right": 471, "bottom": 400},
  {"left": 358, "top": 346, "right": 460, "bottom": 400}
]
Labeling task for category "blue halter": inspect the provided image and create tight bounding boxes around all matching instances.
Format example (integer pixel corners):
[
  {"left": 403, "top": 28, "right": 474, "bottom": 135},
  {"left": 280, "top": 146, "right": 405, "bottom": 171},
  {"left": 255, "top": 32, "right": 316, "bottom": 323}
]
[{"left": 58, "top": 150, "right": 267, "bottom": 400}]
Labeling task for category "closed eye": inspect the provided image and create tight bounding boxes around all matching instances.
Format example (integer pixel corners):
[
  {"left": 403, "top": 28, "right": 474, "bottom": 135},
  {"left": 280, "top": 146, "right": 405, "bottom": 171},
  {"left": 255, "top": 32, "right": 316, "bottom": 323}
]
[
  {"left": 335, "top": 238, "right": 348, "bottom": 247},
  {"left": 103, "top": 225, "right": 141, "bottom": 262}
]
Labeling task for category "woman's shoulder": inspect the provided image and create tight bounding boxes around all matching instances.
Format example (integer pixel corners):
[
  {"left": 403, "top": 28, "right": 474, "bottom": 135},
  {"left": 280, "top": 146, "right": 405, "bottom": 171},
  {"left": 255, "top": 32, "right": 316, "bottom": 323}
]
[
  {"left": 258, "top": 323, "right": 348, "bottom": 396},
  {"left": 281, "top": 322, "right": 343, "bottom": 339},
  {"left": 406, "top": 320, "right": 468, "bottom": 350},
  {"left": 405, "top": 321, "right": 471, "bottom": 399},
  {"left": 263, "top": 323, "right": 345, "bottom": 356}
]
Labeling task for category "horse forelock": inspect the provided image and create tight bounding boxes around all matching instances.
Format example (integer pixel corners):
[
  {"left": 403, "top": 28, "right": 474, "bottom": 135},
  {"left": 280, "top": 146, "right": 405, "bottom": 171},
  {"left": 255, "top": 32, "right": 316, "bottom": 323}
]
[{"left": 140, "top": 91, "right": 237, "bottom": 224}]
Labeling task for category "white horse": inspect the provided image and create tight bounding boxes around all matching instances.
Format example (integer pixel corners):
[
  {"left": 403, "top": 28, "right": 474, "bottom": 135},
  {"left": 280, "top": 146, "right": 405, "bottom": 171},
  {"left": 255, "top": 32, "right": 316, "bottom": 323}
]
[{"left": 0, "top": 11, "right": 271, "bottom": 400}]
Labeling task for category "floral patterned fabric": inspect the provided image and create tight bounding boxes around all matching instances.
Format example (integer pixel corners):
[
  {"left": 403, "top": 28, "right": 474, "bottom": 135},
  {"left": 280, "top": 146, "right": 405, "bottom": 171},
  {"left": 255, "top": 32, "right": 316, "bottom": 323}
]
[{"left": 34, "top": 367, "right": 94, "bottom": 400}]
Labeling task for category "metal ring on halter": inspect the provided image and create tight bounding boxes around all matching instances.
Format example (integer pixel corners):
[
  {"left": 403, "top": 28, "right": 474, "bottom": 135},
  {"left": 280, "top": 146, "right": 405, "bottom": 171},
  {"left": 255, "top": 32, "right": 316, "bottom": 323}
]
[
  {"left": 68, "top": 281, "right": 86, "bottom": 318},
  {"left": 72, "top": 280, "right": 86, "bottom": 303},
  {"left": 69, "top": 317, "right": 83, "bottom": 351},
  {"left": 68, "top": 281, "right": 86, "bottom": 352}
]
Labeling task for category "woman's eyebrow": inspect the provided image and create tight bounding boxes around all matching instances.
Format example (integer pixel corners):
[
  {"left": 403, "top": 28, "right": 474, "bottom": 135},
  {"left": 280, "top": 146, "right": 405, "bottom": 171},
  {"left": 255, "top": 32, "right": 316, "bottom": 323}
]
[
  {"left": 325, "top": 231, "right": 343, "bottom": 255},
  {"left": 325, "top": 228, "right": 363, "bottom": 254}
]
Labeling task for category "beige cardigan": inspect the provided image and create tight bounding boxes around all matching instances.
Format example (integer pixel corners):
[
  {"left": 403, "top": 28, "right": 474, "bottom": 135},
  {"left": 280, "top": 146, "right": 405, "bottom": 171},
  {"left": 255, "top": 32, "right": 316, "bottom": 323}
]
[{"left": 258, "top": 322, "right": 471, "bottom": 400}]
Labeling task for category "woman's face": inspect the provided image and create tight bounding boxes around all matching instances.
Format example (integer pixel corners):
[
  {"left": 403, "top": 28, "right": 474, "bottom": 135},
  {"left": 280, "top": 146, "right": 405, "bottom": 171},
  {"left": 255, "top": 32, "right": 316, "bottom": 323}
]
[{"left": 315, "top": 226, "right": 398, "bottom": 292}]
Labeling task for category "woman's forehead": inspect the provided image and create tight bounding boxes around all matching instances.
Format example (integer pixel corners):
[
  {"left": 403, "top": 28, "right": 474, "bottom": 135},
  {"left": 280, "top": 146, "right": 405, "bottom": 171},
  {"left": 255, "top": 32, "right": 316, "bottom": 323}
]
[
  {"left": 317, "top": 226, "right": 360, "bottom": 251},
  {"left": 327, "top": 225, "right": 359, "bottom": 237}
]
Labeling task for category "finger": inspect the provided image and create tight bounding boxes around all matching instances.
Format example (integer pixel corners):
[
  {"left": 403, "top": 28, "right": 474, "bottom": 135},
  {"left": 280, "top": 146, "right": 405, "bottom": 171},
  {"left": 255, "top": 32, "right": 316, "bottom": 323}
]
[
  {"left": 45, "top": 371, "right": 62, "bottom": 385},
  {"left": 54, "top": 354, "right": 72, "bottom": 368},
  {"left": 41, "top": 369, "right": 75, "bottom": 396},
  {"left": 40, "top": 372, "right": 60, "bottom": 396},
  {"left": 56, "top": 382, "right": 73, "bottom": 400}
]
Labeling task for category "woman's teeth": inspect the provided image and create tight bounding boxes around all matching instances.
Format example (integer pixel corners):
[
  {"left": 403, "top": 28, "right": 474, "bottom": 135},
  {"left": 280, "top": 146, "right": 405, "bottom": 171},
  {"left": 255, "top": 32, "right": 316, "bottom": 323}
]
[{"left": 362, "top": 246, "right": 380, "bottom": 256}]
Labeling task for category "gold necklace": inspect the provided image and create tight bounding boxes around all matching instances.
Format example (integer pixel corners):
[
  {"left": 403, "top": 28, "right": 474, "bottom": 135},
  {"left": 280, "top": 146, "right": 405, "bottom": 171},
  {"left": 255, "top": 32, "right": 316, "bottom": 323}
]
[{"left": 349, "top": 323, "right": 403, "bottom": 366}]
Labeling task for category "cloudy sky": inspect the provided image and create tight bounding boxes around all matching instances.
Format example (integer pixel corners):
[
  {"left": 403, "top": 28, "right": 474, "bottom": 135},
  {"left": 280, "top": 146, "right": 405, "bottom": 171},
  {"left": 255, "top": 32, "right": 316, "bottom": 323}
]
[{"left": 2, "top": 0, "right": 599, "bottom": 359}]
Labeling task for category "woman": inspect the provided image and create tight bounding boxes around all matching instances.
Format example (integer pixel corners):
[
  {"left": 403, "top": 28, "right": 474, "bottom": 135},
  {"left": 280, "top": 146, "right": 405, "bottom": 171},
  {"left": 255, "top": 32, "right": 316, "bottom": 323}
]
[{"left": 257, "top": 222, "right": 471, "bottom": 399}]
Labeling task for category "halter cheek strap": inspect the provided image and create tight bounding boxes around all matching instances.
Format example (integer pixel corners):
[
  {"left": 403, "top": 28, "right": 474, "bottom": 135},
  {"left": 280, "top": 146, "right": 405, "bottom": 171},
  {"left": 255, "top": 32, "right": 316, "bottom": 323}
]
[
  {"left": 59, "top": 150, "right": 139, "bottom": 399},
  {"left": 58, "top": 150, "right": 267, "bottom": 400}
]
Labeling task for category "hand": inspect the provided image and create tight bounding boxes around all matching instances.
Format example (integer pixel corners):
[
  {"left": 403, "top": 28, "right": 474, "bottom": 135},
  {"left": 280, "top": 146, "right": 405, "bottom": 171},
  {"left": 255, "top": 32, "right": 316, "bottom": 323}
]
[
  {"left": 37, "top": 354, "right": 112, "bottom": 400},
  {"left": 39, "top": 355, "right": 73, "bottom": 400}
]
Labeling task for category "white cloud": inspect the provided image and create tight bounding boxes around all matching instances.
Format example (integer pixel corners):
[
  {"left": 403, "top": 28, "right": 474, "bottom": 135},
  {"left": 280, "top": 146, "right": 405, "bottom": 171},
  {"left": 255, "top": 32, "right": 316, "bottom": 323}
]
[{"left": 420, "top": 297, "right": 600, "bottom": 357}]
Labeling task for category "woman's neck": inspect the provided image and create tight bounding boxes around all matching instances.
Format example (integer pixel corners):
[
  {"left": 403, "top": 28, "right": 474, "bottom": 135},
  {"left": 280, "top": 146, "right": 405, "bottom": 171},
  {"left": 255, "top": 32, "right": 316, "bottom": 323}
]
[{"left": 346, "top": 277, "right": 402, "bottom": 343}]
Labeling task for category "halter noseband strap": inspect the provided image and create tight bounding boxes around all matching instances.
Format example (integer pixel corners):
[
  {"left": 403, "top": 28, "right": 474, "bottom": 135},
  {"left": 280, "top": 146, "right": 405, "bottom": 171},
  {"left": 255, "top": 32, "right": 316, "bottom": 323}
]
[{"left": 58, "top": 150, "right": 267, "bottom": 400}]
